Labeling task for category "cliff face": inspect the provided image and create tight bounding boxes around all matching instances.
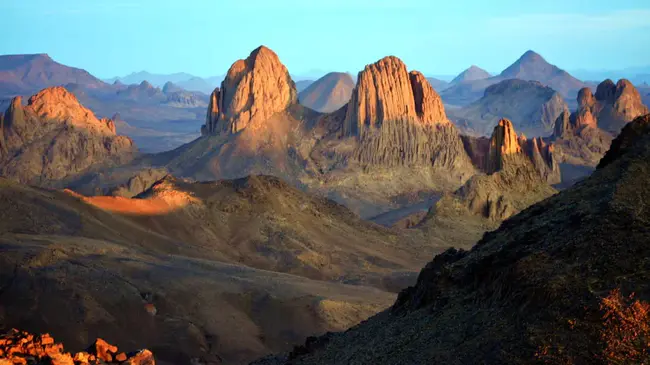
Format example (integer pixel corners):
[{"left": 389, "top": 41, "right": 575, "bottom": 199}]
[
  {"left": 594, "top": 79, "right": 649, "bottom": 133},
  {"left": 0, "top": 87, "right": 135, "bottom": 184},
  {"left": 202, "top": 46, "right": 297, "bottom": 135},
  {"left": 339, "top": 56, "right": 472, "bottom": 170}
]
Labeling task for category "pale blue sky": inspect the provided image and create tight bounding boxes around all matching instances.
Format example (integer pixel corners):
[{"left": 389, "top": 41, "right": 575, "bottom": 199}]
[{"left": 2, "top": 0, "right": 650, "bottom": 78}]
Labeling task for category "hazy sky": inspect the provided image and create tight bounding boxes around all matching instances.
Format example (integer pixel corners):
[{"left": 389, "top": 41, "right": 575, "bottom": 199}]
[{"left": 2, "top": 0, "right": 650, "bottom": 78}]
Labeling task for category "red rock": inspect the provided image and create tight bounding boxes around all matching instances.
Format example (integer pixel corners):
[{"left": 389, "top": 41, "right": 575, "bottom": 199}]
[
  {"left": 124, "top": 350, "right": 155, "bottom": 365},
  {"left": 116, "top": 352, "right": 128, "bottom": 362},
  {"left": 90, "top": 338, "right": 118, "bottom": 363},
  {"left": 202, "top": 46, "right": 297, "bottom": 135},
  {"left": 49, "top": 352, "right": 74, "bottom": 365}
]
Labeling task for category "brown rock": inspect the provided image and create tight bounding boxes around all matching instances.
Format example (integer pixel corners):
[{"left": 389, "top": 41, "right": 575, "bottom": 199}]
[
  {"left": 343, "top": 56, "right": 449, "bottom": 136},
  {"left": 595, "top": 79, "right": 648, "bottom": 132},
  {"left": 90, "top": 338, "right": 118, "bottom": 363},
  {"left": 0, "top": 87, "right": 136, "bottom": 185},
  {"left": 124, "top": 350, "right": 155, "bottom": 365},
  {"left": 486, "top": 119, "right": 521, "bottom": 173},
  {"left": 408, "top": 71, "right": 449, "bottom": 126},
  {"left": 116, "top": 352, "right": 128, "bottom": 362},
  {"left": 202, "top": 88, "right": 220, "bottom": 135},
  {"left": 49, "top": 352, "right": 74, "bottom": 365},
  {"left": 202, "top": 46, "right": 297, "bottom": 135}
]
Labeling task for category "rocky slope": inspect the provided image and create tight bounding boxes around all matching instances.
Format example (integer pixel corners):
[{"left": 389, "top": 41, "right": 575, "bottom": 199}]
[
  {"left": 441, "top": 50, "right": 586, "bottom": 106},
  {"left": 298, "top": 72, "right": 355, "bottom": 113},
  {"left": 449, "top": 79, "right": 568, "bottom": 137},
  {"left": 450, "top": 65, "right": 490, "bottom": 85},
  {"left": 0, "top": 173, "right": 448, "bottom": 365},
  {"left": 0, "top": 87, "right": 136, "bottom": 185},
  {"left": 253, "top": 113, "right": 650, "bottom": 365}
]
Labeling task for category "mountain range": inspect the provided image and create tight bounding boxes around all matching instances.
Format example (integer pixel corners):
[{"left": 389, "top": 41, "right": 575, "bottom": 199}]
[{"left": 1, "top": 44, "right": 650, "bottom": 365}]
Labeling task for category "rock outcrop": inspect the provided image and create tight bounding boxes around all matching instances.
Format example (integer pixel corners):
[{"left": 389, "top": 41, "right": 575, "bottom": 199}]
[
  {"left": 338, "top": 56, "right": 473, "bottom": 170},
  {"left": 298, "top": 72, "right": 355, "bottom": 113},
  {"left": 448, "top": 79, "right": 568, "bottom": 137},
  {"left": 0, "top": 87, "right": 135, "bottom": 185},
  {"left": 0, "top": 329, "right": 154, "bottom": 365},
  {"left": 201, "top": 46, "right": 297, "bottom": 135},
  {"left": 592, "top": 79, "right": 648, "bottom": 133},
  {"left": 463, "top": 119, "right": 559, "bottom": 184},
  {"left": 548, "top": 80, "right": 643, "bottom": 166},
  {"left": 343, "top": 56, "right": 449, "bottom": 136},
  {"left": 433, "top": 119, "right": 558, "bottom": 221}
]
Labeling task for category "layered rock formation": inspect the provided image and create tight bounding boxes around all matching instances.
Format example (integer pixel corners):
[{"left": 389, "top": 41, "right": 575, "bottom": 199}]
[
  {"left": 254, "top": 114, "right": 650, "bottom": 365},
  {"left": 339, "top": 56, "right": 473, "bottom": 170},
  {"left": 0, "top": 87, "right": 135, "bottom": 185},
  {"left": 0, "top": 330, "right": 154, "bottom": 365},
  {"left": 298, "top": 72, "right": 355, "bottom": 113},
  {"left": 202, "top": 46, "right": 297, "bottom": 135},
  {"left": 448, "top": 79, "right": 568, "bottom": 137}
]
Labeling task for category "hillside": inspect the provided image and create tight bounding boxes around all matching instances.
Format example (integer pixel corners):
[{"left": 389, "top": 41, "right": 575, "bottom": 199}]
[
  {"left": 253, "top": 114, "right": 650, "bottom": 365},
  {"left": 0, "top": 173, "right": 457, "bottom": 365}
]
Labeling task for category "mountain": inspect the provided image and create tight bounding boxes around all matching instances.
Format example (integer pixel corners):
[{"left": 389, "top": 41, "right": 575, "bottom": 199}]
[
  {"left": 0, "top": 87, "right": 136, "bottom": 185},
  {"left": 450, "top": 65, "right": 490, "bottom": 85},
  {"left": 177, "top": 76, "right": 219, "bottom": 94},
  {"left": 550, "top": 79, "right": 648, "bottom": 166},
  {"left": 158, "top": 46, "right": 477, "bottom": 218},
  {"left": 0, "top": 54, "right": 106, "bottom": 95},
  {"left": 0, "top": 173, "right": 452, "bottom": 364},
  {"left": 441, "top": 51, "right": 586, "bottom": 106},
  {"left": 295, "top": 80, "right": 314, "bottom": 92},
  {"left": 253, "top": 113, "right": 650, "bottom": 365},
  {"left": 115, "top": 80, "right": 165, "bottom": 102},
  {"left": 298, "top": 72, "right": 355, "bottom": 113},
  {"left": 425, "top": 77, "right": 449, "bottom": 92},
  {"left": 106, "top": 71, "right": 195, "bottom": 87},
  {"left": 449, "top": 79, "right": 568, "bottom": 137}
]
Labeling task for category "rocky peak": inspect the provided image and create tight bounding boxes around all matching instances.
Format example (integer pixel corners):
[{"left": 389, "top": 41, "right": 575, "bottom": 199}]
[
  {"left": 25, "top": 86, "right": 116, "bottom": 135},
  {"left": 577, "top": 87, "right": 595, "bottom": 109},
  {"left": 486, "top": 119, "right": 522, "bottom": 173},
  {"left": 450, "top": 65, "right": 490, "bottom": 84},
  {"left": 343, "top": 56, "right": 448, "bottom": 136},
  {"left": 202, "top": 45, "right": 297, "bottom": 135},
  {"left": 408, "top": 70, "right": 448, "bottom": 126},
  {"left": 595, "top": 79, "right": 616, "bottom": 102}
]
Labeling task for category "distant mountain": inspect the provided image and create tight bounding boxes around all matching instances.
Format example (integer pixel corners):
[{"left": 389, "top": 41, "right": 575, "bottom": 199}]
[
  {"left": 295, "top": 80, "right": 314, "bottom": 92},
  {"left": 0, "top": 54, "right": 106, "bottom": 95},
  {"left": 105, "top": 71, "right": 194, "bottom": 87},
  {"left": 499, "top": 50, "right": 585, "bottom": 97},
  {"left": 569, "top": 66, "right": 650, "bottom": 85},
  {"left": 442, "top": 50, "right": 586, "bottom": 106},
  {"left": 450, "top": 65, "right": 491, "bottom": 85},
  {"left": 107, "top": 72, "right": 222, "bottom": 94},
  {"left": 116, "top": 80, "right": 165, "bottom": 102},
  {"left": 298, "top": 72, "right": 355, "bottom": 112},
  {"left": 449, "top": 79, "right": 568, "bottom": 137},
  {"left": 426, "top": 77, "right": 450, "bottom": 92},
  {"left": 176, "top": 76, "right": 217, "bottom": 94}
]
